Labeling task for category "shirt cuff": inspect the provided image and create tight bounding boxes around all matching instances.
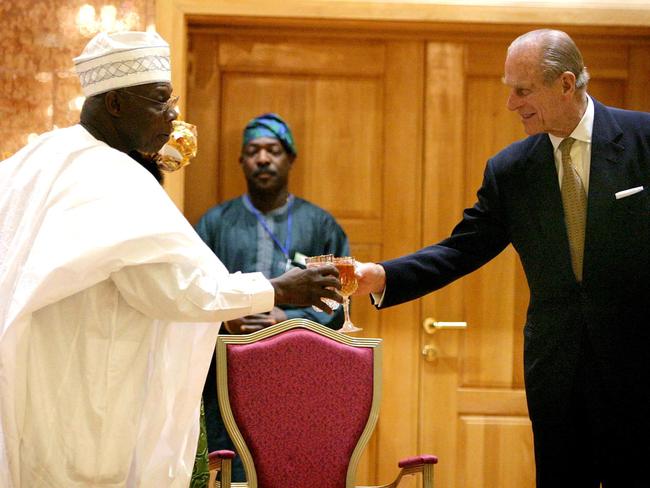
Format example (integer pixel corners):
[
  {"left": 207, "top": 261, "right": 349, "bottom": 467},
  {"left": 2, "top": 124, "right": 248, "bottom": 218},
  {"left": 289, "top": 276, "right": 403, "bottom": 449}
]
[
  {"left": 224, "top": 271, "right": 275, "bottom": 315},
  {"left": 370, "top": 287, "right": 386, "bottom": 308}
]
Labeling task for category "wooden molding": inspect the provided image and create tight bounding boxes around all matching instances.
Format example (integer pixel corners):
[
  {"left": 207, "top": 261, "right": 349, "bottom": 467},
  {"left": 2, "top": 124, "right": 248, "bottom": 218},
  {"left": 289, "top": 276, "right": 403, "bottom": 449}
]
[{"left": 157, "top": 0, "right": 650, "bottom": 209}]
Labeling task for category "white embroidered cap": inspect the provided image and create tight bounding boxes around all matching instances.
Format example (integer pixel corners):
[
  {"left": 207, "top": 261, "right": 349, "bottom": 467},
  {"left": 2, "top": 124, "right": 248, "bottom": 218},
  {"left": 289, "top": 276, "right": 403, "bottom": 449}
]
[{"left": 74, "top": 31, "right": 171, "bottom": 97}]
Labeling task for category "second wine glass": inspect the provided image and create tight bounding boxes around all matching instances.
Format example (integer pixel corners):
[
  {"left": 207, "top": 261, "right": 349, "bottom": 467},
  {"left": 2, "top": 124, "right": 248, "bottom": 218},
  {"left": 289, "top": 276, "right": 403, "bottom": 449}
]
[{"left": 333, "top": 256, "right": 362, "bottom": 333}]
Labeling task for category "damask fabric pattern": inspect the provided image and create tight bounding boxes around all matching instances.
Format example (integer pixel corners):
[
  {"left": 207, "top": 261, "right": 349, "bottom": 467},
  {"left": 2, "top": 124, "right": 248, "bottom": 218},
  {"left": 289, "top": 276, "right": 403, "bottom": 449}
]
[
  {"left": 559, "top": 137, "right": 587, "bottom": 281},
  {"left": 225, "top": 330, "right": 374, "bottom": 487},
  {"left": 189, "top": 402, "right": 210, "bottom": 488}
]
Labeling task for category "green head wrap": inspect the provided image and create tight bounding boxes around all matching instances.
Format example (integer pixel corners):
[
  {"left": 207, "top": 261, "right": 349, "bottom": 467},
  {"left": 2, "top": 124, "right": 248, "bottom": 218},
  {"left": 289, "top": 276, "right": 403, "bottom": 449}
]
[{"left": 241, "top": 113, "right": 297, "bottom": 157}]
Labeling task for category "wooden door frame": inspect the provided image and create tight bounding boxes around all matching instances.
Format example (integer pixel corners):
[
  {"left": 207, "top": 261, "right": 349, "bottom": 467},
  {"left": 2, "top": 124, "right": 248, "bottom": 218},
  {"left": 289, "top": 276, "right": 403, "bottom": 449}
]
[{"left": 156, "top": 0, "right": 650, "bottom": 210}]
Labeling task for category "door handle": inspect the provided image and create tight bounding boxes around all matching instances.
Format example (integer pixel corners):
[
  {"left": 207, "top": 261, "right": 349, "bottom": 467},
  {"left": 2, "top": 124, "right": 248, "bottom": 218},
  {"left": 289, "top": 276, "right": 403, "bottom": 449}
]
[{"left": 422, "top": 317, "right": 467, "bottom": 335}]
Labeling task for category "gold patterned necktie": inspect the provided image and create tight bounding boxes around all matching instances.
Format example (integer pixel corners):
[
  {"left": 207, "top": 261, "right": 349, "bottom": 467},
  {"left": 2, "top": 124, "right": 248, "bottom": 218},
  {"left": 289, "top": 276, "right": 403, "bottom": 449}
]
[{"left": 559, "top": 137, "right": 586, "bottom": 282}]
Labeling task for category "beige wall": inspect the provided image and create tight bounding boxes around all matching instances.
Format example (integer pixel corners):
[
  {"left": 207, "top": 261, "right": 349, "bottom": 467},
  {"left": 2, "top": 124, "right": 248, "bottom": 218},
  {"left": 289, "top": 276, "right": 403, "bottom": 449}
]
[{"left": 0, "top": 0, "right": 155, "bottom": 158}]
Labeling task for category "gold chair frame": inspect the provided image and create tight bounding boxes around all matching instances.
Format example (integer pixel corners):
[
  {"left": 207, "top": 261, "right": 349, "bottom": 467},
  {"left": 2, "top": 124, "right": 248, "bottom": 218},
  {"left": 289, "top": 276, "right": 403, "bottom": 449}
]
[{"left": 216, "top": 318, "right": 381, "bottom": 487}]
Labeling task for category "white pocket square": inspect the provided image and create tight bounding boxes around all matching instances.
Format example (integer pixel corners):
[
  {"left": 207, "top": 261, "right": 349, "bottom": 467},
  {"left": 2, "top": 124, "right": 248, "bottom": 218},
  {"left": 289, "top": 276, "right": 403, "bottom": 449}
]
[{"left": 615, "top": 186, "right": 644, "bottom": 200}]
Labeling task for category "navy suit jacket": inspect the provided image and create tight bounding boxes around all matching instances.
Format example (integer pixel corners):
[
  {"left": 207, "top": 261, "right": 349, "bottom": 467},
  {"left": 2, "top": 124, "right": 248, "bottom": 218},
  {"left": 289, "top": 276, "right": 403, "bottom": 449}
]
[{"left": 381, "top": 99, "right": 650, "bottom": 422}]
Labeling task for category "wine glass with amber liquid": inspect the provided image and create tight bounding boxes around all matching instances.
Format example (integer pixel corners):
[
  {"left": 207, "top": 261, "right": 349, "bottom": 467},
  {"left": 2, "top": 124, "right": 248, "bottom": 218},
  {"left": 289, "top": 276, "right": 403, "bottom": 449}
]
[
  {"left": 305, "top": 254, "right": 340, "bottom": 312},
  {"left": 334, "top": 256, "right": 362, "bottom": 333}
]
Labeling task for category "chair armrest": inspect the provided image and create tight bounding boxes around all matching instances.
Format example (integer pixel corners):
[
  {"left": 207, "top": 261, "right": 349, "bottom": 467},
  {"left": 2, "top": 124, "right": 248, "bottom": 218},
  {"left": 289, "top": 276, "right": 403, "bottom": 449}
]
[
  {"left": 394, "top": 454, "right": 436, "bottom": 488},
  {"left": 358, "top": 453, "right": 437, "bottom": 488},
  {"left": 208, "top": 450, "right": 236, "bottom": 488},
  {"left": 208, "top": 450, "right": 236, "bottom": 464},
  {"left": 397, "top": 454, "right": 438, "bottom": 469}
]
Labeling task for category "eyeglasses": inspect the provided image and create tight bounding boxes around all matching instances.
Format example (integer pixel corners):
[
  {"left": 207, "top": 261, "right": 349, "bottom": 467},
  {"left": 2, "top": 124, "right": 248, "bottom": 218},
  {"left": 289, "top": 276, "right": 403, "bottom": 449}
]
[{"left": 121, "top": 90, "right": 180, "bottom": 114}]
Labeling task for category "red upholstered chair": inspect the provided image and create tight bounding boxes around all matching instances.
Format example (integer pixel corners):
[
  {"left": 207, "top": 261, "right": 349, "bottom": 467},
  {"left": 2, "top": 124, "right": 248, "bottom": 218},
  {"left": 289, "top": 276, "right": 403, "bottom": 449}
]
[{"left": 208, "top": 318, "right": 437, "bottom": 488}]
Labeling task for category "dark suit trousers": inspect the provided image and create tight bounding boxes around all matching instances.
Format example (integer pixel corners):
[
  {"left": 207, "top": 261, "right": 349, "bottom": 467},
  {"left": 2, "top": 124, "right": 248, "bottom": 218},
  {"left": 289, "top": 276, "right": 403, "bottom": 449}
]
[{"left": 532, "top": 332, "right": 648, "bottom": 488}]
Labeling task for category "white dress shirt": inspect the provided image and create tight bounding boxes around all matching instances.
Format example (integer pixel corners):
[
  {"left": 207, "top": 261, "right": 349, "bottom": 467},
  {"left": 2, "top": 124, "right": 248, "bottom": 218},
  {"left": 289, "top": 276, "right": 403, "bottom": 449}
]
[{"left": 548, "top": 95, "right": 594, "bottom": 194}]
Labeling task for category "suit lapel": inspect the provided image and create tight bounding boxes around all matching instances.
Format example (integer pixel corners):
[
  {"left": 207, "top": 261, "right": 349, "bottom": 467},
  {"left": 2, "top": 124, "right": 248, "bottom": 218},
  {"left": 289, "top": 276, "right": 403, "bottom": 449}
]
[
  {"left": 582, "top": 100, "right": 625, "bottom": 282},
  {"left": 523, "top": 135, "right": 575, "bottom": 278}
]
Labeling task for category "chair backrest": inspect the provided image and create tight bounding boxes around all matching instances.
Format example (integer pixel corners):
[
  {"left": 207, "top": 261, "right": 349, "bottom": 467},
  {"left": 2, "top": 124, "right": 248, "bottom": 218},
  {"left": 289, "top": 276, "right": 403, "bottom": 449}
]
[{"left": 216, "top": 318, "right": 382, "bottom": 488}]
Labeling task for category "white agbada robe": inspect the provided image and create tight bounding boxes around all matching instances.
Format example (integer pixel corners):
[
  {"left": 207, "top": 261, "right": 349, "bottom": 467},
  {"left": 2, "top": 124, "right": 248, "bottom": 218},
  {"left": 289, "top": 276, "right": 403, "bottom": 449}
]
[{"left": 0, "top": 125, "right": 274, "bottom": 487}]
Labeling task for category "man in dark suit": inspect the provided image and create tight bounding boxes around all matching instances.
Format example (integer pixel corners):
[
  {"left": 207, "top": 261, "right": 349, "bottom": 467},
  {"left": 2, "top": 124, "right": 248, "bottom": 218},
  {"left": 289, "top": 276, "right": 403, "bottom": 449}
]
[{"left": 355, "top": 29, "right": 650, "bottom": 488}]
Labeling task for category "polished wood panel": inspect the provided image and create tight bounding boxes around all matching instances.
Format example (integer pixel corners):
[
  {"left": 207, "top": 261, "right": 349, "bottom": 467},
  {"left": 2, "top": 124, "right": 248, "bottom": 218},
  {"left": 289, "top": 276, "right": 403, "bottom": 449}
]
[
  {"left": 458, "top": 416, "right": 535, "bottom": 487},
  {"left": 628, "top": 46, "right": 650, "bottom": 110},
  {"left": 158, "top": 0, "right": 650, "bottom": 209},
  {"left": 419, "top": 42, "right": 467, "bottom": 488},
  {"left": 375, "top": 41, "right": 424, "bottom": 488},
  {"left": 186, "top": 32, "right": 410, "bottom": 486},
  {"left": 186, "top": 33, "right": 221, "bottom": 226},
  {"left": 219, "top": 39, "right": 385, "bottom": 76},
  {"left": 219, "top": 74, "right": 310, "bottom": 202},
  {"left": 175, "top": 8, "right": 650, "bottom": 486},
  {"left": 457, "top": 388, "right": 528, "bottom": 416},
  {"left": 463, "top": 75, "right": 525, "bottom": 389}
]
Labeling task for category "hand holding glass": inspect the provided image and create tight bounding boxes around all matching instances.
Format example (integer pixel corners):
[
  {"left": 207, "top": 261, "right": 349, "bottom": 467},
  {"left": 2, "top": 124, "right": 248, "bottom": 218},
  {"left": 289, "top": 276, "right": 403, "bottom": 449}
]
[{"left": 305, "top": 254, "right": 340, "bottom": 312}]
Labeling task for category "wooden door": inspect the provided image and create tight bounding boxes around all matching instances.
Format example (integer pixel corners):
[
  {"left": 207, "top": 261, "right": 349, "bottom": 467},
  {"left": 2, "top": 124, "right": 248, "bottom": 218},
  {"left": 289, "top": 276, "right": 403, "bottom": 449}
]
[
  {"left": 418, "top": 38, "right": 632, "bottom": 488},
  {"left": 185, "top": 24, "right": 644, "bottom": 488},
  {"left": 185, "top": 29, "right": 425, "bottom": 485}
]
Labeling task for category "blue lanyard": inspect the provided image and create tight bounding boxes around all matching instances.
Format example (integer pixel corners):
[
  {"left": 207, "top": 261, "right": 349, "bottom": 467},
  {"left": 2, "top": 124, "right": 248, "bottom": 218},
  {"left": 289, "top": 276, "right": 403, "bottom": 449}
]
[{"left": 244, "top": 194, "right": 294, "bottom": 260}]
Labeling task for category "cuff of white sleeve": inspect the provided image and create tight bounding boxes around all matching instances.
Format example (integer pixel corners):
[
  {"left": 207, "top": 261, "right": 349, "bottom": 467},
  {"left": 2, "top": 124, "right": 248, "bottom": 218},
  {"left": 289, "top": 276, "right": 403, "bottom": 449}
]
[{"left": 230, "top": 271, "right": 275, "bottom": 315}]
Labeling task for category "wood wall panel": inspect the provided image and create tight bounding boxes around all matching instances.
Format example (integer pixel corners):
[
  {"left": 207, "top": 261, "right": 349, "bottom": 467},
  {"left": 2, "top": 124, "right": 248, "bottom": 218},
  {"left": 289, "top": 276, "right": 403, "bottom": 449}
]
[
  {"left": 457, "top": 388, "right": 528, "bottom": 416},
  {"left": 219, "top": 74, "right": 310, "bottom": 202},
  {"left": 335, "top": 219, "right": 383, "bottom": 247},
  {"left": 462, "top": 75, "right": 525, "bottom": 389},
  {"left": 184, "top": 20, "right": 650, "bottom": 488},
  {"left": 458, "top": 416, "right": 535, "bottom": 488},
  {"left": 462, "top": 248, "right": 521, "bottom": 388},
  {"left": 219, "top": 39, "right": 385, "bottom": 76},
  {"left": 419, "top": 42, "right": 466, "bottom": 488},
  {"left": 465, "top": 42, "right": 509, "bottom": 77},
  {"left": 187, "top": 32, "right": 393, "bottom": 484},
  {"left": 628, "top": 46, "right": 650, "bottom": 111},
  {"left": 186, "top": 33, "right": 221, "bottom": 226},
  {"left": 375, "top": 41, "right": 424, "bottom": 488},
  {"left": 305, "top": 77, "right": 383, "bottom": 218},
  {"left": 579, "top": 43, "right": 629, "bottom": 80},
  {"left": 588, "top": 79, "right": 626, "bottom": 108}
]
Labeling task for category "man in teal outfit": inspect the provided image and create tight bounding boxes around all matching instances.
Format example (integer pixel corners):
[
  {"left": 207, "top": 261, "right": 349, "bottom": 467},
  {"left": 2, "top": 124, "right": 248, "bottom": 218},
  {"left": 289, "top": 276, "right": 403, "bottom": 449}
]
[{"left": 196, "top": 113, "right": 349, "bottom": 480}]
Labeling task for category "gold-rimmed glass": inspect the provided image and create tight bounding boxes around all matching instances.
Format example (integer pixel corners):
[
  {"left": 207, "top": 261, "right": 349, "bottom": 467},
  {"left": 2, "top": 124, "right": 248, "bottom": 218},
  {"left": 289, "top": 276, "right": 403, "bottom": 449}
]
[
  {"left": 333, "top": 256, "right": 361, "bottom": 333},
  {"left": 121, "top": 90, "right": 180, "bottom": 114},
  {"left": 305, "top": 254, "right": 340, "bottom": 313}
]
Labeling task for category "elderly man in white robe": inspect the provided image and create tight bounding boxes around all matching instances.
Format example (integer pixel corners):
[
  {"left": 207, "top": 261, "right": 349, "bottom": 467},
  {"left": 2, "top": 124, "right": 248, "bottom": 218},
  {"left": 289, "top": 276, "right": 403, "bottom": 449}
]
[{"left": 0, "top": 31, "right": 341, "bottom": 488}]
